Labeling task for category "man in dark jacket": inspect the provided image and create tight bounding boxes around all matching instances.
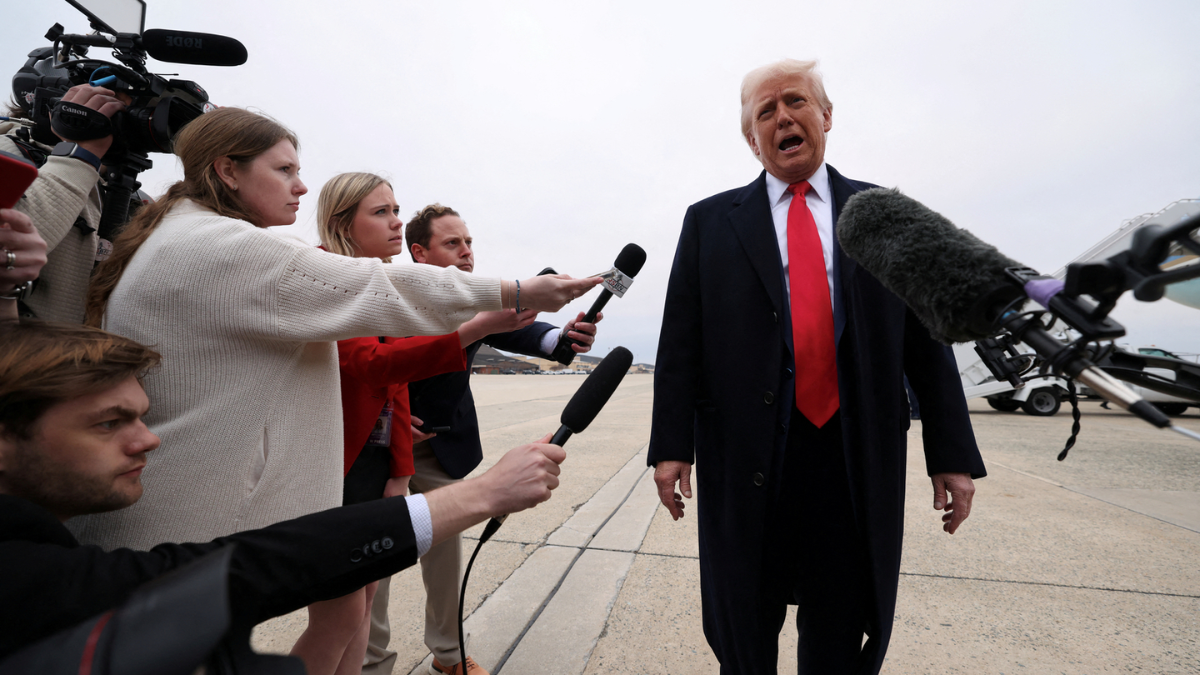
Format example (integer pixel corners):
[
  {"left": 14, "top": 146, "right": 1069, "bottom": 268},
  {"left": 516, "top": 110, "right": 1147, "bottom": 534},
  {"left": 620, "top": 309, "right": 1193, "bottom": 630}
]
[
  {"left": 650, "top": 59, "right": 986, "bottom": 674},
  {"left": 358, "top": 204, "right": 601, "bottom": 675},
  {"left": 0, "top": 320, "right": 566, "bottom": 670}
]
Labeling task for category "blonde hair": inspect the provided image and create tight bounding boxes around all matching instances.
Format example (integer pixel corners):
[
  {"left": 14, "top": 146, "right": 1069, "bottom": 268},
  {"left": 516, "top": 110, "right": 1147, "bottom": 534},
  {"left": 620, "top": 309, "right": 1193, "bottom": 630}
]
[
  {"left": 85, "top": 108, "right": 299, "bottom": 326},
  {"left": 316, "top": 172, "right": 393, "bottom": 261},
  {"left": 739, "top": 59, "right": 832, "bottom": 143}
]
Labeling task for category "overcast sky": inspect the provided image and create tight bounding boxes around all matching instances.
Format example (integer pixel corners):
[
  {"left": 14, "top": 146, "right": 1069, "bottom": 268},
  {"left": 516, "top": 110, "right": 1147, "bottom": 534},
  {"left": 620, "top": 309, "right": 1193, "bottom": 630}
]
[{"left": 4, "top": 0, "right": 1198, "bottom": 365}]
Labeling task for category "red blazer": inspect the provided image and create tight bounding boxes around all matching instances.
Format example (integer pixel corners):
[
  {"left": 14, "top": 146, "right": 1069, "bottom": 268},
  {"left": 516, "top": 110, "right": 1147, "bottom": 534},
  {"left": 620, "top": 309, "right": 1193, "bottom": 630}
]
[{"left": 337, "top": 334, "right": 467, "bottom": 478}]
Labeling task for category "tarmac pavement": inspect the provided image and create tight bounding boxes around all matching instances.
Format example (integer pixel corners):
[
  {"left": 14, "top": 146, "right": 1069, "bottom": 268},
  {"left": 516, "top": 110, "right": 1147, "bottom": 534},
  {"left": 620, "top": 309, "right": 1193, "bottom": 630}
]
[{"left": 252, "top": 375, "right": 1200, "bottom": 674}]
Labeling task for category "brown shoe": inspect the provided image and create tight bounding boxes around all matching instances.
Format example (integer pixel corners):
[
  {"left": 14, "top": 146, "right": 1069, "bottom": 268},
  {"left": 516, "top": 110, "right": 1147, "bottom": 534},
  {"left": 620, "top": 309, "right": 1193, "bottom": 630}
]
[{"left": 430, "top": 655, "right": 490, "bottom": 675}]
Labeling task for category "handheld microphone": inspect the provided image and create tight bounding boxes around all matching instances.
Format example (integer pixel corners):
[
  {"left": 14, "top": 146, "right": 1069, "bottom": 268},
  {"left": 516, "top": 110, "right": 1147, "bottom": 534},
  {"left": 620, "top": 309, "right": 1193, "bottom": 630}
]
[
  {"left": 837, "top": 188, "right": 1197, "bottom": 439},
  {"left": 551, "top": 244, "right": 646, "bottom": 365},
  {"left": 140, "top": 30, "right": 248, "bottom": 67},
  {"left": 458, "top": 347, "right": 634, "bottom": 663},
  {"left": 482, "top": 345, "right": 634, "bottom": 539}
]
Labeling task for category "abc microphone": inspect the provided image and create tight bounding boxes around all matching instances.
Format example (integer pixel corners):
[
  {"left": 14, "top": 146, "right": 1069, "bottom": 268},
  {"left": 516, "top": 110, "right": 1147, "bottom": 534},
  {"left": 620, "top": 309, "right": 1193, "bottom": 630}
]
[
  {"left": 551, "top": 244, "right": 646, "bottom": 365},
  {"left": 140, "top": 30, "right": 248, "bottom": 67},
  {"left": 837, "top": 188, "right": 1199, "bottom": 442}
]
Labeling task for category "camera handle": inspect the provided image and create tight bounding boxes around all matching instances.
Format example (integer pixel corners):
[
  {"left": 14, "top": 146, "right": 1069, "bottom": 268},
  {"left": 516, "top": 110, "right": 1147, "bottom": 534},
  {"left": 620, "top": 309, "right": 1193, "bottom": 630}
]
[{"left": 98, "top": 152, "right": 151, "bottom": 242}]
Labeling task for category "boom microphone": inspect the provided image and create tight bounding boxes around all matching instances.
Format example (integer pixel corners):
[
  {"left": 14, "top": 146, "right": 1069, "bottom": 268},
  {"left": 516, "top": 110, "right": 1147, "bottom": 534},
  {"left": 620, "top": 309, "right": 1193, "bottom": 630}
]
[
  {"left": 140, "top": 30, "right": 248, "bottom": 67},
  {"left": 837, "top": 188, "right": 1196, "bottom": 438},
  {"left": 836, "top": 188, "right": 1026, "bottom": 344},
  {"left": 551, "top": 244, "right": 646, "bottom": 365}
]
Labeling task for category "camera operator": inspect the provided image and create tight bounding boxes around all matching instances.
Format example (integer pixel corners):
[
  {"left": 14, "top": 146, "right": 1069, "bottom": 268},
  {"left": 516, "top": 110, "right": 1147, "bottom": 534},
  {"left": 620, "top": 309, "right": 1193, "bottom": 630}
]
[
  {"left": 0, "top": 320, "right": 567, "bottom": 663},
  {"left": 1, "top": 83, "right": 127, "bottom": 323},
  {"left": 0, "top": 208, "right": 47, "bottom": 320}
]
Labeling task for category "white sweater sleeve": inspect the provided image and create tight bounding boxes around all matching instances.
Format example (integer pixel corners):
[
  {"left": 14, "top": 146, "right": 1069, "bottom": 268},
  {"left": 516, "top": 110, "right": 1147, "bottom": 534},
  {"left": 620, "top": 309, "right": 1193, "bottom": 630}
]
[{"left": 274, "top": 244, "right": 502, "bottom": 341}]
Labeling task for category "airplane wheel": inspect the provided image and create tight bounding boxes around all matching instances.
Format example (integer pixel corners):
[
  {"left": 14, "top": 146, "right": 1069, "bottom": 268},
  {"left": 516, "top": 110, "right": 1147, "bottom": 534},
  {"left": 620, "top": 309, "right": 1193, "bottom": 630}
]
[{"left": 1022, "top": 388, "right": 1061, "bottom": 416}]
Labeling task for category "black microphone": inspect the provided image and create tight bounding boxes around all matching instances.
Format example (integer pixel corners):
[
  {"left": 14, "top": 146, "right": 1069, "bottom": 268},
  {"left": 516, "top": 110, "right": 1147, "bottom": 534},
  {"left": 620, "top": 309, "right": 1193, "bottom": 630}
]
[
  {"left": 459, "top": 347, "right": 633, "bottom": 664},
  {"left": 140, "top": 30, "right": 248, "bottom": 67},
  {"left": 836, "top": 188, "right": 1188, "bottom": 435},
  {"left": 551, "top": 244, "right": 646, "bottom": 365},
  {"left": 481, "top": 346, "right": 633, "bottom": 540}
]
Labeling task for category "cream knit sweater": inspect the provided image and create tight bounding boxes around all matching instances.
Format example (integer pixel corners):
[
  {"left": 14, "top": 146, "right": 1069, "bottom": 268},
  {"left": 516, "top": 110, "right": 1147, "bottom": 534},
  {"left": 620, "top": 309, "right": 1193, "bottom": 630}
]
[
  {"left": 67, "top": 200, "right": 501, "bottom": 550},
  {"left": 0, "top": 121, "right": 101, "bottom": 324}
]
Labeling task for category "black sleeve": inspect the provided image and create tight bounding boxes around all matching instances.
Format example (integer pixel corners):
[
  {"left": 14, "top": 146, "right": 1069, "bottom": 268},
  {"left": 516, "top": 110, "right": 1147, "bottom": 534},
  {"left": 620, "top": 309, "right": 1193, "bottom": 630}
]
[
  {"left": 484, "top": 321, "right": 559, "bottom": 358},
  {"left": 0, "top": 497, "right": 420, "bottom": 660}
]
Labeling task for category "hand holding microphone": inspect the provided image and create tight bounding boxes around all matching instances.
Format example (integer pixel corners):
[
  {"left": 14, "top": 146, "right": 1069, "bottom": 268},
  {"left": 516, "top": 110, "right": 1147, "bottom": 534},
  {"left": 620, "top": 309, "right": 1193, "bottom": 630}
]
[
  {"left": 513, "top": 273, "right": 602, "bottom": 313},
  {"left": 551, "top": 243, "right": 646, "bottom": 365}
]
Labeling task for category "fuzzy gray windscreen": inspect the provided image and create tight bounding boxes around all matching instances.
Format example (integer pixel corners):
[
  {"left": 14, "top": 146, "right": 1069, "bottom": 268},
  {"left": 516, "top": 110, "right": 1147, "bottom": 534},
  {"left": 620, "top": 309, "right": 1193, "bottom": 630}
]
[{"left": 836, "top": 188, "right": 1025, "bottom": 344}]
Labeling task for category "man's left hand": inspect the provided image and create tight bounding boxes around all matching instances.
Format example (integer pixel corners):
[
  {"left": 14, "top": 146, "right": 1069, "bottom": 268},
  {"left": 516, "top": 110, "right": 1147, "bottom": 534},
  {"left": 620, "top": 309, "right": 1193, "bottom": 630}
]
[
  {"left": 562, "top": 311, "right": 602, "bottom": 354},
  {"left": 931, "top": 472, "right": 975, "bottom": 534}
]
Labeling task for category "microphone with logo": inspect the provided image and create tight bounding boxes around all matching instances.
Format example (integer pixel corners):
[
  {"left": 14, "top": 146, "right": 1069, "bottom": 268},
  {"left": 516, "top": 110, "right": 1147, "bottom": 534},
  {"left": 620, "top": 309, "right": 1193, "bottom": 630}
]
[
  {"left": 550, "top": 244, "right": 646, "bottom": 365},
  {"left": 139, "top": 29, "right": 249, "bottom": 67},
  {"left": 836, "top": 188, "right": 1200, "bottom": 444},
  {"left": 456, "top": 346, "right": 634, "bottom": 663}
]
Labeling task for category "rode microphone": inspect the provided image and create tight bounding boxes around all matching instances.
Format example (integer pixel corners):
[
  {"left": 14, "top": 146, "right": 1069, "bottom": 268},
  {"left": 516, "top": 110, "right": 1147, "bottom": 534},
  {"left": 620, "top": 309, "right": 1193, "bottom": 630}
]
[
  {"left": 140, "top": 30, "right": 248, "bottom": 67},
  {"left": 551, "top": 244, "right": 646, "bottom": 365},
  {"left": 837, "top": 188, "right": 1199, "bottom": 441}
]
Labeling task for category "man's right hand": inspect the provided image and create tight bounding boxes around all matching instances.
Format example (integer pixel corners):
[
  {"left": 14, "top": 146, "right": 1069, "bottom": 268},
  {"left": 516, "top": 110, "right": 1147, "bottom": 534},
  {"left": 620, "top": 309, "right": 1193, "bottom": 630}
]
[
  {"left": 424, "top": 434, "right": 566, "bottom": 545},
  {"left": 653, "top": 460, "right": 692, "bottom": 521},
  {"left": 53, "top": 84, "right": 127, "bottom": 160}
]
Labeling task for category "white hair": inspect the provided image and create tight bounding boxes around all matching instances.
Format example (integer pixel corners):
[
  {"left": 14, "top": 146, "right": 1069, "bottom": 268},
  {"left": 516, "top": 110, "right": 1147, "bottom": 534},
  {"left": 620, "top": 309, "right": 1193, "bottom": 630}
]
[{"left": 739, "top": 59, "right": 832, "bottom": 144}]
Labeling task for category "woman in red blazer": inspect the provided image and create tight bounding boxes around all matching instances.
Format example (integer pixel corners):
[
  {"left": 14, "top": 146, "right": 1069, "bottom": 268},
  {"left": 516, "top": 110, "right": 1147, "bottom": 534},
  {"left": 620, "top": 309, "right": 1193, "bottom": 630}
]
[{"left": 307, "top": 173, "right": 535, "bottom": 675}]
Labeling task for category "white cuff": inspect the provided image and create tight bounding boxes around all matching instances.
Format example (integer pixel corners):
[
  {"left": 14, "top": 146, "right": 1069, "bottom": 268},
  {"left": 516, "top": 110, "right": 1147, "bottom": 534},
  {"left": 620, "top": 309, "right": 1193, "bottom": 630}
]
[
  {"left": 540, "top": 326, "right": 562, "bottom": 355},
  {"left": 406, "top": 493, "right": 433, "bottom": 557}
]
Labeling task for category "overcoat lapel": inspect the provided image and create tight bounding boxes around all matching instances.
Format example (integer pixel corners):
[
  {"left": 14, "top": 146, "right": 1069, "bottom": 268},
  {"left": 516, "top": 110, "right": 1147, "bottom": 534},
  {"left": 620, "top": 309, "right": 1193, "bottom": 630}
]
[
  {"left": 828, "top": 164, "right": 859, "bottom": 346},
  {"left": 727, "top": 172, "right": 787, "bottom": 322}
]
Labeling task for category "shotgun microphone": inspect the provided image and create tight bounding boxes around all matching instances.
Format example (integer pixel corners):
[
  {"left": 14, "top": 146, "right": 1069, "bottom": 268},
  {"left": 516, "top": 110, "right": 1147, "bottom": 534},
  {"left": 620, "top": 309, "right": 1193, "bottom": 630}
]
[
  {"left": 140, "top": 30, "right": 248, "bottom": 67},
  {"left": 837, "top": 188, "right": 1195, "bottom": 438}
]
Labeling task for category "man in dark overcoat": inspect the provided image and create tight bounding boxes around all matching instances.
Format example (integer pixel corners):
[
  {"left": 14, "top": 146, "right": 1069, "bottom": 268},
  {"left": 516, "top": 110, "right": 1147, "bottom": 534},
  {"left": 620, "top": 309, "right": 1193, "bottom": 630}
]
[{"left": 650, "top": 58, "right": 986, "bottom": 674}]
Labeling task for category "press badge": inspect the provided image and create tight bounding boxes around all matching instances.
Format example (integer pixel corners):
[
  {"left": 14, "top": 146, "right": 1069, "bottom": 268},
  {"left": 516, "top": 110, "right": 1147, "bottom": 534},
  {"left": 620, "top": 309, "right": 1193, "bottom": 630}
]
[{"left": 367, "top": 402, "right": 394, "bottom": 446}]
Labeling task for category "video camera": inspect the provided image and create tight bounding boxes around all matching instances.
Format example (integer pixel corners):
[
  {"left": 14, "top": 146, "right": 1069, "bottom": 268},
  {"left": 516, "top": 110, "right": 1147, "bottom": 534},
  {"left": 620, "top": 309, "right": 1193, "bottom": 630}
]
[{"left": 8, "top": 0, "right": 247, "bottom": 239}]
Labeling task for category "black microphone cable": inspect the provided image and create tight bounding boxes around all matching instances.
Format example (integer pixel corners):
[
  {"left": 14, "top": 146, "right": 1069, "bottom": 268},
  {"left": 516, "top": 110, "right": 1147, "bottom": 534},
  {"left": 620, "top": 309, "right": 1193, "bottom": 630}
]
[{"left": 454, "top": 347, "right": 633, "bottom": 671}]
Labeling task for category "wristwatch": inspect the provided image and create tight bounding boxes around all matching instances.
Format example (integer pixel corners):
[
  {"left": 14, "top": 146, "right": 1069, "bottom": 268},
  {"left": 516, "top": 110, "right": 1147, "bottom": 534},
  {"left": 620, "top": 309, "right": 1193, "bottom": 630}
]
[
  {"left": 50, "top": 141, "right": 103, "bottom": 172},
  {"left": 0, "top": 280, "right": 34, "bottom": 301}
]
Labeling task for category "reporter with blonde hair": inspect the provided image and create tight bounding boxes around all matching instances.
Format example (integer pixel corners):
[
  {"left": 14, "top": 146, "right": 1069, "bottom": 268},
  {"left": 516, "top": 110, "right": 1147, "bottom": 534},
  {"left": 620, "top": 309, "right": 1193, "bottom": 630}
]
[{"left": 70, "top": 108, "right": 598, "bottom": 675}]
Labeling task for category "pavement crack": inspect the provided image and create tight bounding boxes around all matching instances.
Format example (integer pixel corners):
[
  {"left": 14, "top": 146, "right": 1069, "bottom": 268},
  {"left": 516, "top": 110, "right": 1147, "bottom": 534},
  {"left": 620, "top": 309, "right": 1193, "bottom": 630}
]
[{"left": 900, "top": 571, "right": 1200, "bottom": 599}]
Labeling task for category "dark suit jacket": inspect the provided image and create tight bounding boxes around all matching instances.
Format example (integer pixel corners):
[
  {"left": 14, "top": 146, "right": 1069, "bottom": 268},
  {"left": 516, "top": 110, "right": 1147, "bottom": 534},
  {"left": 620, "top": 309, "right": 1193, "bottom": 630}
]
[
  {"left": 648, "top": 166, "right": 986, "bottom": 670},
  {"left": 0, "top": 494, "right": 420, "bottom": 661},
  {"left": 409, "top": 322, "right": 557, "bottom": 479}
]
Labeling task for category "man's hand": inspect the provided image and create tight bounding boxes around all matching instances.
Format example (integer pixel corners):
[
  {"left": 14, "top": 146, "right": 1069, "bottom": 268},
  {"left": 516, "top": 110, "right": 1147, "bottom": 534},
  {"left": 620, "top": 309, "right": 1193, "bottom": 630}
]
[
  {"left": 458, "top": 308, "right": 539, "bottom": 346},
  {"left": 54, "top": 84, "right": 128, "bottom": 159},
  {"left": 0, "top": 208, "right": 47, "bottom": 291},
  {"left": 383, "top": 475, "right": 410, "bottom": 499},
  {"left": 654, "top": 460, "right": 692, "bottom": 521},
  {"left": 410, "top": 415, "right": 437, "bottom": 444},
  {"left": 425, "top": 433, "right": 565, "bottom": 546},
  {"left": 931, "top": 472, "right": 975, "bottom": 534},
  {"left": 517, "top": 274, "right": 602, "bottom": 313},
  {"left": 562, "top": 311, "right": 602, "bottom": 354}
]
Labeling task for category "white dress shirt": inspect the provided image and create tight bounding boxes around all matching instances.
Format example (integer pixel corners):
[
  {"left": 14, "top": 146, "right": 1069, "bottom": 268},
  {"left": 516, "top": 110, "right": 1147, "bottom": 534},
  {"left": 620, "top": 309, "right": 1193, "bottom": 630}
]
[{"left": 764, "top": 163, "right": 836, "bottom": 312}]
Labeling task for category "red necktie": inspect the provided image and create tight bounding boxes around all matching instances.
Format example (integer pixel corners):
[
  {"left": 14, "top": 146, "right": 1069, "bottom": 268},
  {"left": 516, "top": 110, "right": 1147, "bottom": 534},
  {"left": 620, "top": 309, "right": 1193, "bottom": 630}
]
[{"left": 786, "top": 181, "right": 839, "bottom": 427}]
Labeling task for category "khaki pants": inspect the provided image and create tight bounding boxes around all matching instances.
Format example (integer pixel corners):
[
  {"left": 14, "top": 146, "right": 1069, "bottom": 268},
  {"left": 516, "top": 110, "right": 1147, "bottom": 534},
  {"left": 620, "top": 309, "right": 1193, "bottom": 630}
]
[{"left": 363, "top": 440, "right": 464, "bottom": 674}]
